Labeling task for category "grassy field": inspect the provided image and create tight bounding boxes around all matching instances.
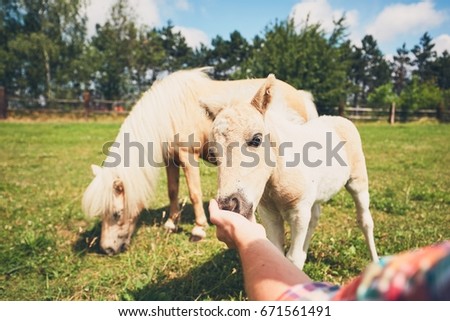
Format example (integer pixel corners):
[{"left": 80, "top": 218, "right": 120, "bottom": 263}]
[{"left": 0, "top": 119, "right": 449, "bottom": 300}]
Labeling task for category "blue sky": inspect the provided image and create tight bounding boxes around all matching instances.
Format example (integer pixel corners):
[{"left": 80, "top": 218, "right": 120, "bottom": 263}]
[{"left": 86, "top": 0, "right": 450, "bottom": 57}]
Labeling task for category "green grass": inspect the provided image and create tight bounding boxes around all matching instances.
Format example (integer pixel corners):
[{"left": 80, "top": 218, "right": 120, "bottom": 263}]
[{"left": 0, "top": 120, "right": 449, "bottom": 300}]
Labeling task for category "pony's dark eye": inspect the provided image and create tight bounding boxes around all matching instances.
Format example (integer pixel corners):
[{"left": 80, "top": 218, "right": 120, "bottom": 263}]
[
  {"left": 208, "top": 147, "right": 217, "bottom": 157},
  {"left": 208, "top": 147, "right": 217, "bottom": 163},
  {"left": 113, "top": 211, "right": 121, "bottom": 221},
  {"left": 248, "top": 133, "right": 263, "bottom": 147}
]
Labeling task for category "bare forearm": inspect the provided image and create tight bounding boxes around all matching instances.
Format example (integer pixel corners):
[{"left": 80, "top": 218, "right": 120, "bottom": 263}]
[
  {"left": 208, "top": 199, "right": 311, "bottom": 300},
  {"left": 238, "top": 239, "right": 311, "bottom": 300}
]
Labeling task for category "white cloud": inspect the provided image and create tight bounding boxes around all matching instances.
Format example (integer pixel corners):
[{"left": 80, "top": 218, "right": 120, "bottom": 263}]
[
  {"left": 84, "top": 0, "right": 111, "bottom": 35},
  {"left": 366, "top": 1, "right": 446, "bottom": 43},
  {"left": 175, "top": 0, "right": 190, "bottom": 11},
  {"left": 132, "top": 0, "right": 160, "bottom": 26},
  {"left": 289, "top": 0, "right": 359, "bottom": 35},
  {"left": 84, "top": 0, "right": 208, "bottom": 49},
  {"left": 433, "top": 34, "right": 450, "bottom": 55},
  {"left": 173, "top": 26, "right": 209, "bottom": 49},
  {"left": 85, "top": 0, "right": 160, "bottom": 36}
]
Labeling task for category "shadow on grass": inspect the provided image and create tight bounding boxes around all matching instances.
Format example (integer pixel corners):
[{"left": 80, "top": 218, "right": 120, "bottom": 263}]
[
  {"left": 137, "top": 203, "right": 201, "bottom": 228},
  {"left": 304, "top": 247, "right": 368, "bottom": 282},
  {"left": 72, "top": 221, "right": 102, "bottom": 255},
  {"left": 72, "top": 202, "right": 211, "bottom": 256},
  {"left": 123, "top": 249, "right": 245, "bottom": 301}
]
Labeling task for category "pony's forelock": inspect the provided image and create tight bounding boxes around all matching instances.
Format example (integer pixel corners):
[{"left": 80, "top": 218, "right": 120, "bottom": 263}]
[{"left": 82, "top": 168, "right": 115, "bottom": 218}]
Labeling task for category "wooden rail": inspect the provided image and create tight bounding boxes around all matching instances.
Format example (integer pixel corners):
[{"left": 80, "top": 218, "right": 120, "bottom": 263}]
[{"left": 1, "top": 87, "right": 448, "bottom": 122}]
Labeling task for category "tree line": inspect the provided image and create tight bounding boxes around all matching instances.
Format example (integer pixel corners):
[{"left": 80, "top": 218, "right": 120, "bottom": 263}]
[{"left": 1, "top": 0, "right": 449, "bottom": 114}]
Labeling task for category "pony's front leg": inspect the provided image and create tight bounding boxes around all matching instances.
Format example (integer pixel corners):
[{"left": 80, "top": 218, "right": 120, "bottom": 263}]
[
  {"left": 258, "top": 205, "right": 285, "bottom": 253},
  {"left": 303, "top": 203, "right": 321, "bottom": 256},
  {"left": 286, "top": 204, "right": 312, "bottom": 270},
  {"left": 163, "top": 160, "right": 181, "bottom": 232},
  {"left": 179, "top": 150, "right": 208, "bottom": 242}
]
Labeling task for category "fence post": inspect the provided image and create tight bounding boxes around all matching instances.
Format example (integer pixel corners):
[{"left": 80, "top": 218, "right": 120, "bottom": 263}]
[
  {"left": 389, "top": 102, "right": 396, "bottom": 124},
  {"left": 83, "top": 90, "right": 91, "bottom": 118},
  {"left": 436, "top": 101, "right": 444, "bottom": 122},
  {"left": 338, "top": 100, "right": 345, "bottom": 117},
  {"left": 0, "top": 86, "right": 7, "bottom": 119}
]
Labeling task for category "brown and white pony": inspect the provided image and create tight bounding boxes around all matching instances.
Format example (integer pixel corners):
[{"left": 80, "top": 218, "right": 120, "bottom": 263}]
[
  {"left": 82, "top": 68, "right": 318, "bottom": 255},
  {"left": 203, "top": 74, "right": 378, "bottom": 269}
]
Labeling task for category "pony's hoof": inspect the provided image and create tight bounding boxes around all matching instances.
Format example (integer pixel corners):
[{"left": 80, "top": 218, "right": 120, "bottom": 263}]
[
  {"left": 189, "top": 225, "right": 206, "bottom": 242},
  {"left": 189, "top": 235, "right": 203, "bottom": 242},
  {"left": 163, "top": 219, "right": 178, "bottom": 233}
]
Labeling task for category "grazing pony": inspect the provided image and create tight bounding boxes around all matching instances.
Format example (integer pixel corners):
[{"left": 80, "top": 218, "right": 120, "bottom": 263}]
[
  {"left": 203, "top": 74, "right": 378, "bottom": 269},
  {"left": 82, "top": 68, "right": 318, "bottom": 255}
]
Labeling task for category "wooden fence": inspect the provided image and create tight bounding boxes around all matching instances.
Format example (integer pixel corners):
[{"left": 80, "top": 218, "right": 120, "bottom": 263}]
[
  {"left": 0, "top": 88, "right": 130, "bottom": 119},
  {"left": 1, "top": 86, "right": 449, "bottom": 122},
  {"left": 333, "top": 103, "right": 449, "bottom": 123}
]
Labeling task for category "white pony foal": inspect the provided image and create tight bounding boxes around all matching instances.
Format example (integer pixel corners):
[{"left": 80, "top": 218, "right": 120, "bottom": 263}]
[{"left": 203, "top": 74, "right": 379, "bottom": 269}]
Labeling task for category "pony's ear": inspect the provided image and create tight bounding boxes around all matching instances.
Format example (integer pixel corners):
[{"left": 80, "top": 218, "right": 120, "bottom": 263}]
[
  {"left": 91, "top": 164, "right": 102, "bottom": 176},
  {"left": 251, "top": 74, "right": 276, "bottom": 114},
  {"left": 199, "top": 98, "right": 225, "bottom": 120},
  {"left": 113, "top": 179, "right": 124, "bottom": 194}
]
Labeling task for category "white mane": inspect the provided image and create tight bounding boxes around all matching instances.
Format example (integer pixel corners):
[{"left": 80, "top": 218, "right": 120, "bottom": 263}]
[
  {"left": 298, "top": 90, "right": 318, "bottom": 120},
  {"left": 82, "top": 68, "right": 212, "bottom": 219}
]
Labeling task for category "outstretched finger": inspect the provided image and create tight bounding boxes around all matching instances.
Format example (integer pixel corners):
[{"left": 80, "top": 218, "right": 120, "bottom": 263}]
[{"left": 208, "top": 199, "right": 222, "bottom": 225}]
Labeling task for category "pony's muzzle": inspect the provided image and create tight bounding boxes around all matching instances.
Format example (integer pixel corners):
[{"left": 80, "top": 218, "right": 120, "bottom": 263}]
[
  {"left": 103, "top": 247, "right": 117, "bottom": 256},
  {"left": 217, "top": 193, "right": 253, "bottom": 219},
  {"left": 101, "top": 241, "right": 129, "bottom": 255}
]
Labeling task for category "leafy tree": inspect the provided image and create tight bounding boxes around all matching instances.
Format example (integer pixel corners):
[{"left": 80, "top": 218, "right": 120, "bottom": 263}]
[
  {"left": 0, "top": 0, "right": 23, "bottom": 92},
  {"left": 190, "top": 43, "right": 211, "bottom": 68},
  {"left": 392, "top": 43, "right": 412, "bottom": 95},
  {"left": 160, "top": 22, "right": 193, "bottom": 72},
  {"left": 238, "top": 18, "right": 351, "bottom": 113},
  {"left": 130, "top": 26, "right": 165, "bottom": 93},
  {"left": 431, "top": 50, "right": 450, "bottom": 90},
  {"left": 2, "top": 0, "right": 447, "bottom": 117},
  {"left": 399, "top": 76, "right": 442, "bottom": 115},
  {"left": 90, "top": 0, "right": 139, "bottom": 100},
  {"left": 349, "top": 35, "right": 391, "bottom": 106},
  {"left": 1, "top": 0, "right": 87, "bottom": 98},
  {"left": 411, "top": 32, "right": 436, "bottom": 83},
  {"left": 367, "top": 82, "right": 398, "bottom": 109},
  {"left": 70, "top": 41, "right": 102, "bottom": 94},
  {"left": 205, "top": 31, "right": 250, "bottom": 79},
  {"left": 441, "top": 88, "right": 450, "bottom": 114},
  {"left": 52, "top": 1, "right": 88, "bottom": 98}
]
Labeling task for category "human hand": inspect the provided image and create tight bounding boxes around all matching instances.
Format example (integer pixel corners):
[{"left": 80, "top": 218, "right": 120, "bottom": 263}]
[{"left": 209, "top": 199, "right": 266, "bottom": 250}]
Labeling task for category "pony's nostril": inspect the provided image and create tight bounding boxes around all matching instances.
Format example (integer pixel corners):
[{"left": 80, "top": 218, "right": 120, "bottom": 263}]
[
  {"left": 230, "top": 197, "right": 240, "bottom": 213},
  {"left": 120, "top": 243, "right": 128, "bottom": 252},
  {"left": 103, "top": 247, "right": 116, "bottom": 256},
  {"left": 218, "top": 195, "right": 242, "bottom": 213}
]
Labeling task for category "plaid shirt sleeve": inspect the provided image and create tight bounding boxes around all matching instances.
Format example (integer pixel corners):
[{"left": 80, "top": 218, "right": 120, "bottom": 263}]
[
  {"left": 277, "top": 241, "right": 450, "bottom": 301},
  {"left": 332, "top": 241, "right": 450, "bottom": 300},
  {"left": 277, "top": 282, "right": 341, "bottom": 301}
]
